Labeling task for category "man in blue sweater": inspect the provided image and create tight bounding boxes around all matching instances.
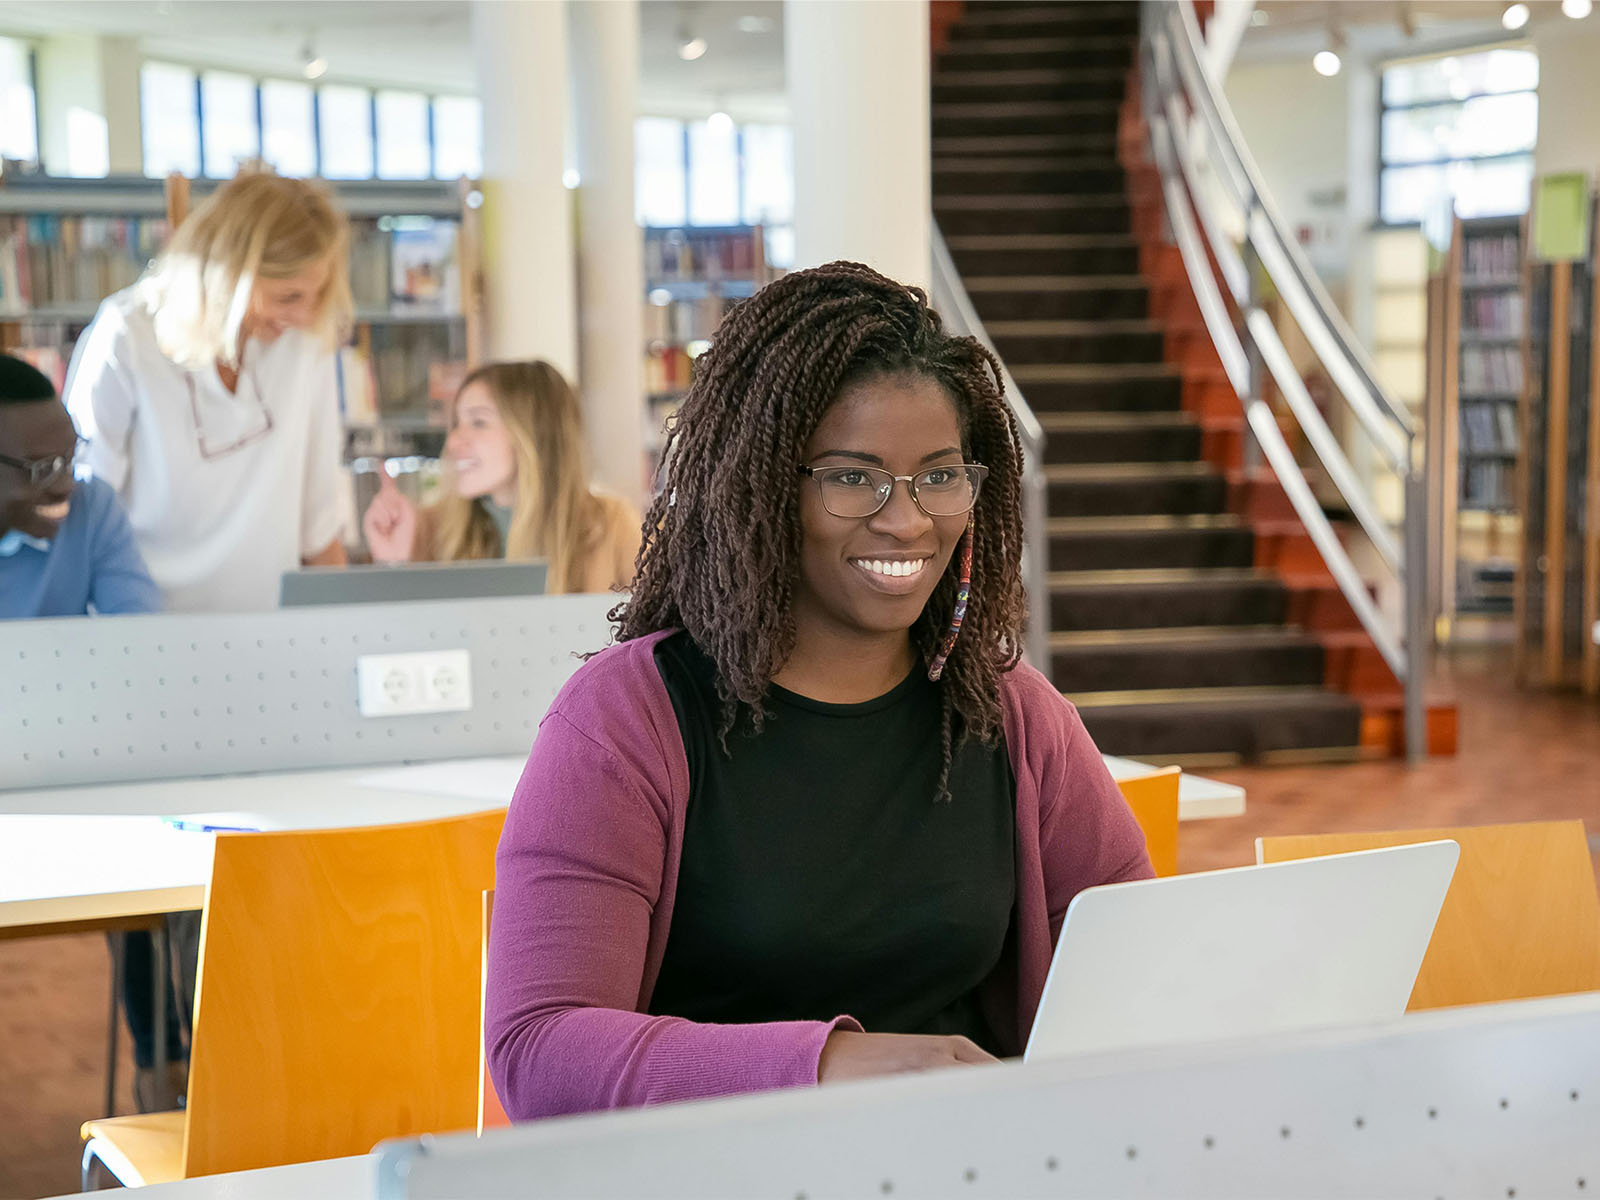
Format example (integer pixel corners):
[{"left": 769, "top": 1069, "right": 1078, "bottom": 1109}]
[{"left": 0, "top": 353, "right": 161, "bottom": 618}]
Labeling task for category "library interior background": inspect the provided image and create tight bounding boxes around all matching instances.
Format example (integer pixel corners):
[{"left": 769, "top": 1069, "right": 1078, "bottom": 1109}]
[{"left": 2, "top": 0, "right": 1600, "bottom": 1196}]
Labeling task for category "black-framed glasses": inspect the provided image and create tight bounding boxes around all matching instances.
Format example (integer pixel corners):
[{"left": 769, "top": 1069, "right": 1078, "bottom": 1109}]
[
  {"left": 0, "top": 438, "right": 86, "bottom": 489},
  {"left": 186, "top": 369, "right": 274, "bottom": 461},
  {"left": 798, "top": 463, "right": 989, "bottom": 519}
]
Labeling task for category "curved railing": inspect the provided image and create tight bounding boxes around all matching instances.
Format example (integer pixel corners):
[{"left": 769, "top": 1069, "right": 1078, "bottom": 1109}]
[
  {"left": 1141, "top": 0, "right": 1428, "bottom": 761},
  {"left": 930, "top": 225, "right": 1051, "bottom": 673}
]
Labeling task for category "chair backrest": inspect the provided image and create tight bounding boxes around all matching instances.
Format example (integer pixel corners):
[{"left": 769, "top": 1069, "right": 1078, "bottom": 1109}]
[
  {"left": 1115, "top": 767, "right": 1181, "bottom": 877},
  {"left": 182, "top": 809, "right": 505, "bottom": 1177},
  {"left": 1257, "top": 819, "right": 1600, "bottom": 1011},
  {"left": 479, "top": 888, "right": 510, "bottom": 1134}
]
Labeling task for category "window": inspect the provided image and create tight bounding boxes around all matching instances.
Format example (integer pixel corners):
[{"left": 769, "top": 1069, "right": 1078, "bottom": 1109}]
[
  {"left": 201, "top": 70, "right": 259, "bottom": 177},
  {"left": 376, "top": 91, "right": 430, "bottom": 180},
  {"left": 687, "top": 119, "right": 739, "bottom": 226},
  {"left": 740, "top": 124, "right": 793, "bottom": 227},
  {"left": 317, "top": 85, "right": 374, "bottom": 179},
  {"left": 141, "top": 62, "right": 200, "bottom": 178},
  {"left": 431, "top": 96, "right": 481, "bottom": 180},
  {"left": 0, "top": 37, "right": 37, "bottom": 165},
  {"left": 261, "top": 79, "right": 315, "bottom": 176},
  {"left": 635, "top": 117, "right": 687, "bottom": 227},
  {"left": 1380, "top": 47, "right": 1537, "bottom": 231}
]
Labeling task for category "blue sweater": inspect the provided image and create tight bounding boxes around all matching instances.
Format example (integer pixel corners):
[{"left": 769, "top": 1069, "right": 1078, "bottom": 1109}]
[{"left": 0, "top": 476, "right": 162, "bottom": 618}]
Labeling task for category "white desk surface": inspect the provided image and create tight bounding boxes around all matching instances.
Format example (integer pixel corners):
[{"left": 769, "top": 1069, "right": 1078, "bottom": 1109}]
[
  {"left": 0, "top": 753, "right": 1244, "bottom": 930},
  {"left": 40, "top": 1154, "right": 375, "bottom": 1200}
]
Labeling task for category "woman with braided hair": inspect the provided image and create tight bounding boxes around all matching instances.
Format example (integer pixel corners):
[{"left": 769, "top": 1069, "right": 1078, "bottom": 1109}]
[{"left": 486, "top": 261, "right": 1152, "bottom": 1120}]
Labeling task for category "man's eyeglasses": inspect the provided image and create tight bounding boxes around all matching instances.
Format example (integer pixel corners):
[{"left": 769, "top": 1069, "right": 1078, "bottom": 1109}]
[
  {"left": 0, "top": 438, "right": 87, "bottom": 490},
  {"left": 798, "top": 463, "right": 989, "bottom": 519}
]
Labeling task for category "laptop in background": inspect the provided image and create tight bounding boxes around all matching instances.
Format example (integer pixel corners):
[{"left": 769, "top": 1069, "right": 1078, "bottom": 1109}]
[
  {"left": 279, "top": 561, "right": 549, "bottom": 607},
  {"left": 1023, "top": 840, "right": 1459, "bottom": 1062}
]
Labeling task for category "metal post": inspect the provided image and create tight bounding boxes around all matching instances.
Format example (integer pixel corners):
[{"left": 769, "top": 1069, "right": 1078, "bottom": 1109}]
[
  {"left": 105, "top": 932, "right": 124, "bottom": 1118},
  {"left": 1241, "top": 202, "right": 1266, "bottom": 474},
  {"left": 1403, "top": 467, "right": 1430, "bottom": 764}
]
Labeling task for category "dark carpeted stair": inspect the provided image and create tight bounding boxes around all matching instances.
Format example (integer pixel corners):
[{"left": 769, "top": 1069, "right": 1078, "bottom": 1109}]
[{"left": 934, "top": 0, "right": 1363, "bottom": 762}]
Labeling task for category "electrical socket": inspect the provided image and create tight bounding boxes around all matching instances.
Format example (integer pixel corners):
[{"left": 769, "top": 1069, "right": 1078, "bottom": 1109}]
[{"left": 356, "top": 650, "right": 473, "bottom": 718}]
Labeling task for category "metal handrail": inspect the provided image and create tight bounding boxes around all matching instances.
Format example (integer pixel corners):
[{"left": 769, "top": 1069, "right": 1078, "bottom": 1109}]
[
  {"left": 930, "top": 222, "right": 1051, "bottom": 674},
  {"left": 1142, "top": 0, "right": 1429, "bottom": 762}
]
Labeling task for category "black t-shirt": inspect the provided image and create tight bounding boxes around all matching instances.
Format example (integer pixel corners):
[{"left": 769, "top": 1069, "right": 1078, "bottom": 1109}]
[{"left": 647, "top": 632, "right": 1017, "bottom": 1053}]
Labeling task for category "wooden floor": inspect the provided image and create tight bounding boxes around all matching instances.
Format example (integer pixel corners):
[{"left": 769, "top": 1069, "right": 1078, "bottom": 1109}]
[{"left": 1, "top": 648, "right": 1596, "bottom": 1200}]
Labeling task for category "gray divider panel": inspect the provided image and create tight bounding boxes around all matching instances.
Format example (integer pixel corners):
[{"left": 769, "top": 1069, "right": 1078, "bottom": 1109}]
[{"left": 1, "top": 593, "right": 616, "bottom": 791}]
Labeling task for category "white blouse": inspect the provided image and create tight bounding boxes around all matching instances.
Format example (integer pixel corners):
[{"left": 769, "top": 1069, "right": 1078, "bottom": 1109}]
[{"left": 65, "top": 286, "right": 347, "bottom": 613}]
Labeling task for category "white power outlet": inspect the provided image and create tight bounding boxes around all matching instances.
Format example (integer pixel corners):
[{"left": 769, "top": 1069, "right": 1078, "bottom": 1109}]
[{"left": 356, "top": 650, "right": 473, "bottom": 718}]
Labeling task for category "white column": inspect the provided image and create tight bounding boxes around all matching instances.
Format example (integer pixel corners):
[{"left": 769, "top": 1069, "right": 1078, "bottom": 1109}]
[
  {"left": 471, "top": 0, "right": 577, "bottom": 380},
  {"left": 785, "top": 0, "right": 930, "bottom": 291},
  {"left": 35, "top": 35, "right": 142, "bottom": 177},
  {"left": 569, "top": 0, "right": 645, "bottom": 509}
]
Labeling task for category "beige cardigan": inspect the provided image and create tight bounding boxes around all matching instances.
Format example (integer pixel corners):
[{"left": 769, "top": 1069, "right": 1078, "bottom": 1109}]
[{"left": 412, "top": 491, "right": 641, "bottom": 593}]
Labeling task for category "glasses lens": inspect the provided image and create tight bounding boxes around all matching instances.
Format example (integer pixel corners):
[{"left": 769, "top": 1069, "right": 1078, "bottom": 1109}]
[
  {"left": 33, "top": 455, "right": 71, "bottom": 489},
  {"left": 814, "top": 466, "right": 893, "bottom": 518},
  {"left": 914, "top": 465, "right": 985, "bottom": 516}
]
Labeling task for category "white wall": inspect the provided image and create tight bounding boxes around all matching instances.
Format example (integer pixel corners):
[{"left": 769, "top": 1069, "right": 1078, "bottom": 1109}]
[{"left": 1532, "top": 23, "right": 1600, "bottom": 179}]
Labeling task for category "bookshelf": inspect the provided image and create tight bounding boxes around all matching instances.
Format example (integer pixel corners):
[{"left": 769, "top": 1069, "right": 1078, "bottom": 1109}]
[
  {"left": 642, "top": 225, "right": 769, "bottom": 483},
  {"left": 1432, "top": 214, "right": 1526, "bottom": 641},
  {"left": 1515, "top": 189, "right": 1600, "bottom": 696}
]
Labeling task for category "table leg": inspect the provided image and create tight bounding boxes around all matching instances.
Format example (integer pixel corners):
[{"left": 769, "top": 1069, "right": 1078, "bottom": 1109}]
[{"left": 105, "top": 933, "right": 123, "bottom": 1118}]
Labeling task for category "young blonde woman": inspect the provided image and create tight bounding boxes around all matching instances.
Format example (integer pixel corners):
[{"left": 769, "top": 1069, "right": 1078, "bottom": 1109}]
[
  {"left": 363, "top": 360, "right": 640, "bottom": 594},
  {"left": 65, "top": 168, "right": 353, "bottom": 613}
]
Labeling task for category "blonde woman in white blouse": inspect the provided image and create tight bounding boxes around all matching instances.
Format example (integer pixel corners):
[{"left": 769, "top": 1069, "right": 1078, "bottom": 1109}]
[{"left": 66, "top": 168, "right": 353, "bottom": 612}]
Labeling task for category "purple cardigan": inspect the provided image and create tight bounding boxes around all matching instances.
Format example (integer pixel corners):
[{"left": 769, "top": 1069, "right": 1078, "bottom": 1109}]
[{"left": 486, "top": 631, "right": 1153, "bottom": 1119}]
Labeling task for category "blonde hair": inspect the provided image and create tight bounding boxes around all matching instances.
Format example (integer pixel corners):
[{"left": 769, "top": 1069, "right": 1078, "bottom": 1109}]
[
  {"left": 431, "top": 360, "right": 608, "bottom": 594},
  {"left": 140, "top": 169, "right": 353, "bottom": 370}
]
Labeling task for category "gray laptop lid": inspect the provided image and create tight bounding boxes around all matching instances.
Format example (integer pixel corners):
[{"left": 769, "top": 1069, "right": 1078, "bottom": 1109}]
[
  {"left": 1024, "top": 840, "right": 1459, "bottom": 1062},
  {"left": 280, "top": 561, "right": 549, "bottom": 607}
]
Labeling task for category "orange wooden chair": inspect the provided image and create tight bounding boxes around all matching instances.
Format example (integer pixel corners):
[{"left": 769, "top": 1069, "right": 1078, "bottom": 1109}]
[
  {"left": 82, "top": 809, "right": 504, "bottom": 1186},
  {"left": 1258, "top": 819, "right": 1600, "bottom": 1011},
  {"left": 1115, "top": 766, "right": 1182, "bottom": 877}
]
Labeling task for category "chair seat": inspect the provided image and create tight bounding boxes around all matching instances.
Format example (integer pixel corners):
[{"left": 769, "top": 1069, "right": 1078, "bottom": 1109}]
[{"left": 81, "top": 1110, "right": 186, "bottom": 1187}]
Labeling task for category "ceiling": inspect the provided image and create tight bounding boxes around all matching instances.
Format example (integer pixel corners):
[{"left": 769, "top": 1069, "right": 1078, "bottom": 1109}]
[
  {"left": 0, "top": 0, "right": 787, "bottom": 115},
  {"left": 1239, "top": 0, "right": 1573, "bottom": 63}
]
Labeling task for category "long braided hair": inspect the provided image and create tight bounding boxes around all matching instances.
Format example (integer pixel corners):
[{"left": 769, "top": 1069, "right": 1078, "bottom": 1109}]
[{"left": 613, "top": 261, "right": 1028, "bottom": 796}]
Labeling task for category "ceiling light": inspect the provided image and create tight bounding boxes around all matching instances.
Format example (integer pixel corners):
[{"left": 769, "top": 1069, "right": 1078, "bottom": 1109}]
[
  {"left": 1249, "top": 8, "right": 1269, "bottom": 24},
  {"left": 736, "top": 15, "right": 775, "bottom": 34},
  {"left": 1501, "top": 3, "right": 1531, "bottom": 29},
  {"left": 562, "top": 168, "right": 580, "bottom": 189},
  {"left": 706, "top": 110, "right": 733, "bottom": 135},
  {"left": 1563, "top": 0, "right": 1593, "bottom": 18},
  {"left": 678, "top": 36, "right": 708, "bottom": 61},
  {"left": 301, "top": 40, "right": 327, "bottom": 80},
  {"left": 1313, "top": 49, "right": 1342, "bottom": 76}
]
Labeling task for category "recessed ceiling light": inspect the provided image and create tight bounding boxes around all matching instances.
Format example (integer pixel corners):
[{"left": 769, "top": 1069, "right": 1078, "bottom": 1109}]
[
  {"left": 679, "top": 36, "right": 708, "bottom": 60},
  {"left": 1250, "top": 8, "right": 1269, "bottom": 25},
  {"left": 736, "top": 15, "right": 774, "bottom": 34},
  {"left": 303, "top": 55, "right": 327, "bottom": 80},
  {"left": 707, "top": 110, "right": 733, "bottom": 134},
  {"left": 1501, "top": 3, "right": 1531, "bottom": 29},
  {"left": 1313, "top": 49, "right": 1342, "bottom": 76},
  {"left": 1563, "top": 0, "right": 1592, "bottom": 18}
]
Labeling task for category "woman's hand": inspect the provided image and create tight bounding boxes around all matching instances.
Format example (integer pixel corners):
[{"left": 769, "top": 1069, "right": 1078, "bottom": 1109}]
[
  {"left": 817, "top": 1030, "right": 998, "bottom": 1084},
  {"left": 362, "top": 470, "right": 418, "bottom": 564}
]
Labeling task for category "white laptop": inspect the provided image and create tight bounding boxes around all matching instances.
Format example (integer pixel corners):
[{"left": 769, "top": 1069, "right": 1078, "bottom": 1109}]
[{"left": 1023, "top": 840, "right": 1459, "bottom": 1062}]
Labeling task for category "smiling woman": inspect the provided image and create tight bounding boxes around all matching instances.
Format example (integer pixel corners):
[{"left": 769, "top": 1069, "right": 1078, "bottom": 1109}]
[{"left": 484, "top": 262, "right": 1154, "bottom": 1123}]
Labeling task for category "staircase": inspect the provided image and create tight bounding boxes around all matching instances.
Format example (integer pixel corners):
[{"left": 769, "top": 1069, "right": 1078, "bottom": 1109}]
[{"left": 934, "top": 0, "right": 1376, "bottom": 764}]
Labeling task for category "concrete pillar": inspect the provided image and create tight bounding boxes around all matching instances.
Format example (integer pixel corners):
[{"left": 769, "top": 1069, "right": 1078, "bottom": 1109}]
[
  {"left": 785, "top": 0, "right": 931, "bottom": 291},
  {"left": 35, "top": 35, "right": 143, "bottom": 177},
  {"left": 569, "top": 0, "right": 645, "bottom": 509},
  {"left": 471, "top": 0, "right": 578, "bottom": 380}
]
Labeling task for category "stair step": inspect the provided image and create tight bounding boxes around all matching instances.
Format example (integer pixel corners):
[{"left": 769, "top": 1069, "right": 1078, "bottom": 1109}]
[
  {"left": 1046, "top": 461, "right": 1226, "bottom": 518},
  {"left": 1068, "top": 686, "right": 1364, "bottom": 760},
  {"left": 946, "top": 233, "right": 1140, "bottom": 277},
  {"left": 989, "top": 306, "right": 1160, "bottom": 348},
  {"left": 951, "top": 14, "right": 1140, "bottom": 42},
  {"left": 938, "top": 37, "right": 1136, "bottom": 74},
  {"left": 932, "top": 133, "right": 1120, "bottom": 156},
  {"left": 1041, "top": 410, "right": 1203, "bottom": 463},
  {"left": 1052, "top": 627, "right": 1327, "bottom": 693},
  {"left": 936, "top": 195, "right": 1130, "bottom": 236},
  {"left": 1049, "top": 568, "right": 1288, "bottom": 630},
  {"left": 933, "top": 67, "right": 1127, "bottom": 104},
  {"left": 1048, "top": 513, "right": 1253, "bottom": 570},
  {"left": 1010, "top": 363, "right": 1185, "bottom": 413},
  {"left": 932, "top": 101, "right": 1122, "bottom": 139},
  {"left": 932, "top": 160, "right": 1125, "bottom": 196}
]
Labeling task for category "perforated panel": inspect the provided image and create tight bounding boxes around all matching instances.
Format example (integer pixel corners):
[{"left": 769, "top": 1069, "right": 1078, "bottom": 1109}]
[
  {"left": 0, "top": 594, "right": 615, "bottom": 791},
  {"left": 379, "top": 994, "right": 1600, "bottom": 1200}
]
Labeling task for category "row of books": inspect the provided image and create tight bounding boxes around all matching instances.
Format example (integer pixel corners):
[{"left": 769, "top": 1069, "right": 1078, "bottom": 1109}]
[
  {"left": 645, "top": 344, "right": 697, "bottom": 395},
  {"left": 0, "top": 216, "right": 168, "bottom": 314},
  {"left": 1460, "top": 399, "right": 1520, "bottom": 455},
  {"left": 337, "top": 323, "right": 464, "bottom": 426},
  {"left": 644, "top": 229, "right": 764, "bottom": 281},
  {"left": 1461, "top": 457, "right": 1515, "bottom": 510},
  {"left": 1463, "top": 291, "right": 1523, "bottom": 338},
  {"left": 1462, "top": 232, "right": 1519, "bottom": 281},
  {"left": 644, "top": 294, "right": 738, "bottom": 345},
  {"left": 348, "top": 218, "right": 462, "bottom": 313},
  {"left": 1460, "top": 345, "right": 1523, "bottom": 395}
]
